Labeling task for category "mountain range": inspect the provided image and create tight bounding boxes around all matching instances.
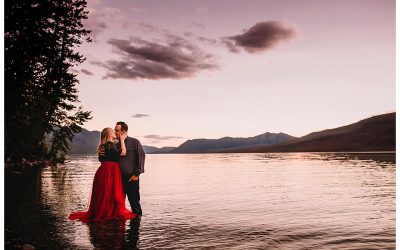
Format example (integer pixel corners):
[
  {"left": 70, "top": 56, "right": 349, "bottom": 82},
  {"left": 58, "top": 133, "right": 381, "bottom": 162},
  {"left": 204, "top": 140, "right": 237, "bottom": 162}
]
[
  {"left": 220, "top": 112, "right": 395, "bottom": 153},
  {"left": 68, "top": 112, "right": 395, "bottom": 154},
  {"left": 169, "top": 132, "right": 295, "bottom": 153},
  {"left": 68, "top": 130, "right": 173, "bottom": 154},
  {"left": 68, "top": 129, "right": 100, "bottom": 154}
]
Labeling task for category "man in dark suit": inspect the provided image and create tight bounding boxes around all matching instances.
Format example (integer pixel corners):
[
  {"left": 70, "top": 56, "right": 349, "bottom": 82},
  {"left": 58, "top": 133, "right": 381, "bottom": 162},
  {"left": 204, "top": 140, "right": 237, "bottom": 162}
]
[{"left": 114, "top": 121, "right": 146, "bottom": 216}]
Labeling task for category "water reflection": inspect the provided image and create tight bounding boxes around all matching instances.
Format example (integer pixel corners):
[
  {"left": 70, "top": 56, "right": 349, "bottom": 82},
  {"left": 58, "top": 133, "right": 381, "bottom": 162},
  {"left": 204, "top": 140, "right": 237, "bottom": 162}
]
[
  {"left": 252, "top": 152, "right": 396, "bottom": 164},
  {"left": 88, "top": 220, "right": 126, "bottom": 249},
  {"left": 87, "top": 218, "right": 140, "bottom": 249},
  {"left": 316, "top": 152, "right": 396, "bottom": 164},
  {"left": 126, "top": 218, "right": 141, "bottom": 249},
  {"left": 5, "top": 153, "right": 395, "bottom": 249}
]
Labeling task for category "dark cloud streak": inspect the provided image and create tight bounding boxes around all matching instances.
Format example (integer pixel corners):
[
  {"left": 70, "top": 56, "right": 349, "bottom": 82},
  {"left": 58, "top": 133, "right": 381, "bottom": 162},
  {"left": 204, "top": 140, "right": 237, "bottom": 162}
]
[
  {"left": 95, "top": 35, "right": 219, "bottom": 80},
  {"left": 184, "top": 32, "right": 219, "bottom": 46},
  {"left": 81, "top": 69, "right": 94, "bottom": 75},
  {"left": 223, "top": 21, "right": 296, "bottom": 53},
  {"left": 192, "top": 21, "right": 206, "bottom": 29},
  {"left": 131, "top": 114, "right": 150, "bottom": 118},
  {"left": 144, "top": 135, "right": 183, "bottom": 140}
]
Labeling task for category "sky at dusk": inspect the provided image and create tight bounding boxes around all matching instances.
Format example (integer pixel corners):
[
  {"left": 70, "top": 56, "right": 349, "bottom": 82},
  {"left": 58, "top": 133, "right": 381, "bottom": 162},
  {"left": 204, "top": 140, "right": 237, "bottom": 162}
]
[{"left": 73, "top": 0, "right": 395, "bottom": 147}]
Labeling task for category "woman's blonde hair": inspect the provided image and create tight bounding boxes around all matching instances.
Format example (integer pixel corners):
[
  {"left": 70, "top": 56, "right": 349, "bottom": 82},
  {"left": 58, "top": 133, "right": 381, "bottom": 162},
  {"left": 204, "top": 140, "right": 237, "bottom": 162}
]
[{"left": 96, "top": 127, "right": 112, "bottom": 153}]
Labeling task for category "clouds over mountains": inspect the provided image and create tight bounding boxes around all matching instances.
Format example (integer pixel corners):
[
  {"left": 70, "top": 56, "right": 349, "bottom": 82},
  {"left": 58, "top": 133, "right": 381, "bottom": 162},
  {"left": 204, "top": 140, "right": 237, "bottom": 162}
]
[
  {"left": 90, "top": 20, "right": 296, "bottom": 80},
  {"left": 93, "top": 35, "right": 219, "bottom": 80}
]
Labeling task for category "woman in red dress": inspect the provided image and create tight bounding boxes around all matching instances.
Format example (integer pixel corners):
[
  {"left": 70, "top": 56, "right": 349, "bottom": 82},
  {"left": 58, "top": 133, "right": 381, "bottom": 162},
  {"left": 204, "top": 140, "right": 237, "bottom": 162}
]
[{"left": 69, "top": 127, "right": 137, "bottom": 222}]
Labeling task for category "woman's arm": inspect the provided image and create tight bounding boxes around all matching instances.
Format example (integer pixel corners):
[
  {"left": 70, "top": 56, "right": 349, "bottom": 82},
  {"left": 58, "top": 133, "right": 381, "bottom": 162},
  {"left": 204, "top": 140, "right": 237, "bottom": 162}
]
[{"left": 120, "top": 133, "right": 127, "bottom": 156}]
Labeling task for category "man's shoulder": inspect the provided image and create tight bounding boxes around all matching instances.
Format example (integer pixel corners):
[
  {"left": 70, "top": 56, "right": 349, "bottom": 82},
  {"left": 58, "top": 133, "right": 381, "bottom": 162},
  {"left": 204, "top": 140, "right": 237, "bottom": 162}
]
[{"left": 127, "top": 136, "right": 142, "bottom": 144}]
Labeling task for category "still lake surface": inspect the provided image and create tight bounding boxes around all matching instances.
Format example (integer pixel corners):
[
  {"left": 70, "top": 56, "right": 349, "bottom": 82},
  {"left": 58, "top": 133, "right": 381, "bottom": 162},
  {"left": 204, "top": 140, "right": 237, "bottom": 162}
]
[{"left": 5, "top": 153, "right": 395, "bottom": 249}]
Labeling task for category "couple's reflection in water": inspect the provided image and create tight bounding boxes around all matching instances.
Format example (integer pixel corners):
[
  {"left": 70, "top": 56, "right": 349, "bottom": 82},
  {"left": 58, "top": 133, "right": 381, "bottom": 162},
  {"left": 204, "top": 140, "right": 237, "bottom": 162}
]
[{"left": 88, "top": 217, "right": 141, "bottom": 249}]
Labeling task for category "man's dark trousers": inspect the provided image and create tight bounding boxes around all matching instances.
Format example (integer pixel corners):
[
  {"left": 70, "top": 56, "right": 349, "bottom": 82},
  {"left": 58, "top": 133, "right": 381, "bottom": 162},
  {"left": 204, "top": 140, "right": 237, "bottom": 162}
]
[{"left": 122, "top": 175, "right": 142, "bottom": 216}]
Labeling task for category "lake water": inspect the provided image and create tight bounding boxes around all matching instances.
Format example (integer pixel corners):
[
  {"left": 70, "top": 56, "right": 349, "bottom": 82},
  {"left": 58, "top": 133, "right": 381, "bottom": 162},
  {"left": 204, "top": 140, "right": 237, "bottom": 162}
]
[{"left": 5, "top": 153, "right": 396, "bottom": 249}]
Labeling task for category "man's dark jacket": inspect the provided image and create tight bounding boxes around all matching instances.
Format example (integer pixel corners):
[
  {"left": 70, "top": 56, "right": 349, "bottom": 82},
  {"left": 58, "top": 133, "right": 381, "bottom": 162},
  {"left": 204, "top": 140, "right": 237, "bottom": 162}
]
[{"left": 118, "top": 137, "right": 145, "bottom": 176}]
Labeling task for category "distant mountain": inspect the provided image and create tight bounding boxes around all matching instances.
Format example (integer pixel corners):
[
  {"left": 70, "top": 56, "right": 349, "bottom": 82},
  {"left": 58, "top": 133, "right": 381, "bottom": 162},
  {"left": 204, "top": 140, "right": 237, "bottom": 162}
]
[
  {"left": 68, "top": 129, "right": 175, "bottom": 154},
  {"left": 69, "top": 129, "right": 100, "bottom": 154},
  {"left": 170, "top": 132, "right": 296, "bottom": 153},
  {"left": 143, "top": 146, "right": 176, "bottom": 154},
  {"left": 68, "top": 112, "right": 394, "bottom": 154},
  {"left": 156, "top": 147, "right": 177, "bottom": 153},
  {"left": 142, "top": 145, "right": 160, "bottom": 154},
  {"left": 222, "top": 112, "right": 395, "bottom": 153},
  {"left": 69, "top": 130, "right": 294, "bottom": 154}
]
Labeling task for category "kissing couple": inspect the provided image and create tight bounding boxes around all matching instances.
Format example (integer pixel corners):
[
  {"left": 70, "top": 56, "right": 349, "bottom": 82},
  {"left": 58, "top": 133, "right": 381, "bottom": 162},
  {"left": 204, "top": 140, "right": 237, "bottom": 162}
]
[{"left": 69, "top": 121, "right": 146, "bottom": 222}]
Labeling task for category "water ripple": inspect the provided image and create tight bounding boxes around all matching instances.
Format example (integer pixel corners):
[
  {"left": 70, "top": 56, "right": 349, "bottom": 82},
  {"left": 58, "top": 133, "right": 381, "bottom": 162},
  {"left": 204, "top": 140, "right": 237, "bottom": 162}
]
[{"left": 5, "top": 152, "right": 395, "bottom": 249}]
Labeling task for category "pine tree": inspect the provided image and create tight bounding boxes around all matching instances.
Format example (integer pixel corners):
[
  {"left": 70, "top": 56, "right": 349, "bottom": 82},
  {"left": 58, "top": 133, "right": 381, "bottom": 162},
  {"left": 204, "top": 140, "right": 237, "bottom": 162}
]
[{"left": 5, "top": 0, "right": 92, "bottom": 163}]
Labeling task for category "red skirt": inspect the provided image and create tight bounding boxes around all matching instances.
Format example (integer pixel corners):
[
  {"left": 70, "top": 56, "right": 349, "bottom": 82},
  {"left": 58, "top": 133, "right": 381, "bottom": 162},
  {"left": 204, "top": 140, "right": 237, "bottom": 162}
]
[{"left": 69, "top": 161, "right": 136, "bottom": 222}]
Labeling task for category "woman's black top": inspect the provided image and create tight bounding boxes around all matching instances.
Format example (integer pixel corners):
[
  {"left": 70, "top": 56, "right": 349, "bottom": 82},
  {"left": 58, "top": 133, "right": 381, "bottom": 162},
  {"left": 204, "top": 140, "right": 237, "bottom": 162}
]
[{"left": 98, "top": 141, "right": 122, "bottom": 162}]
